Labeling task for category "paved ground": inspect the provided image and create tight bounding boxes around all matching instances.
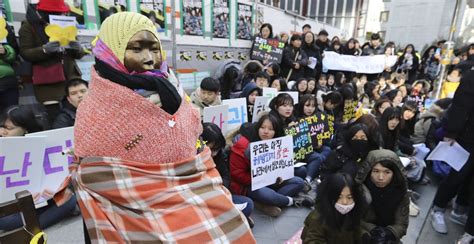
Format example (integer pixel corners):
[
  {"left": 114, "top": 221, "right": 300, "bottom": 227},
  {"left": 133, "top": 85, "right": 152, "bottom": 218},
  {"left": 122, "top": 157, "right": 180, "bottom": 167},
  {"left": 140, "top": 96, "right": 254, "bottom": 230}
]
[{"left": 44, "top": 175, "right": 465, "bottom": 244}]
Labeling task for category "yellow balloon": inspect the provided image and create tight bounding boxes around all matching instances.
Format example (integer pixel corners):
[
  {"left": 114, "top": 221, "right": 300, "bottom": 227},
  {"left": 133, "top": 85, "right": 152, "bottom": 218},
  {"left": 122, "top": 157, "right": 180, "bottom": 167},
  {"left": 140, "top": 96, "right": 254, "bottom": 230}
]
[
  {"left": 0, "top": 17, "right": 8, "bottom": 41},
  {"left": 45, "top": 24, "right": 78, "bottom": 46}
]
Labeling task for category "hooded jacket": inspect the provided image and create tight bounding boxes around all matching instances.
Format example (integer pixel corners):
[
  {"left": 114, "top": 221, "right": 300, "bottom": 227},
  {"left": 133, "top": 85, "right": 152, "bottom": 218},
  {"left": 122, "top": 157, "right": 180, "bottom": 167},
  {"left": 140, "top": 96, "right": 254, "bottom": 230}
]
[
  {"left": 355, "top": 149, "right": 409, "bottom": 241},
  {"left": 0, "top": 44, "right": 17, "bottom": 91},
  {"left": 240, "top": 82, "right": 261, "bottom": 122},
  {"left": 190, "top": 87, "right": 222, "bottom": 118},
  {"left": 411, "top": 104, "right": 444, "bottom": 146},
  {"left": 229, "top": 122, "right": 257, "bottom": 195}
]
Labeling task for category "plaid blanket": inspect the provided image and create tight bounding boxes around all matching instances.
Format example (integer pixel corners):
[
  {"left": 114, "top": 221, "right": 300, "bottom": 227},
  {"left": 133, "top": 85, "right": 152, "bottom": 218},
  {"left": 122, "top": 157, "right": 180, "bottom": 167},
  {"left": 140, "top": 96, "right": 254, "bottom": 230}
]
[{"left": 55, "top": 147, "right": 255, "bottom": 243}]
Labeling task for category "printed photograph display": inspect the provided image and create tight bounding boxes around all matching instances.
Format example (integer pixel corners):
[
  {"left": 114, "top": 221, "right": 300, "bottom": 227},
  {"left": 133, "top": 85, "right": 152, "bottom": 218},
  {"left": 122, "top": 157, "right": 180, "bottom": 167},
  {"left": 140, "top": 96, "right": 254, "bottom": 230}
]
[
  {"left": 213, "top": 0, "right": 229, "bottom": 38},
  {"left": 98, "top": 0, "right": 127, "bottom": 23},
  {"left": 237, "top": 3, "right": 252, "bottom": 40},
  {"left": 140, "top": 0, "right": 165, "bottom": 32},
  {"left": 182, "top": 0, "right": 203, "bottom": 36}
]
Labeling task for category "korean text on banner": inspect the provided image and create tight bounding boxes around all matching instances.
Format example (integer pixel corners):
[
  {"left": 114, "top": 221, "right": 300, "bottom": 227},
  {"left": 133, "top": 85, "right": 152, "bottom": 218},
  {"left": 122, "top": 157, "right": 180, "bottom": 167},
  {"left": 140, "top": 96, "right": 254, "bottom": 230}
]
[
  {"left": 251, "top": 37, "right": 285, "bottom": 63},
  {"left": 26, "top": 127, "right": 74, "bottom": 193},
  {"left": 284, "top": 120, "right": 313, "bottom": 161},
  {"left": 0, "top": 137, "right": 46, "bottom": 204},
  {"left": 222, "top": 98, "right": 247, "bottom": 135},
  {"left": 203, "top": 104, "right": 229, "bottom": 134},
  {"left": 250, "top": 136, "right": 294, "bottom": 191}
]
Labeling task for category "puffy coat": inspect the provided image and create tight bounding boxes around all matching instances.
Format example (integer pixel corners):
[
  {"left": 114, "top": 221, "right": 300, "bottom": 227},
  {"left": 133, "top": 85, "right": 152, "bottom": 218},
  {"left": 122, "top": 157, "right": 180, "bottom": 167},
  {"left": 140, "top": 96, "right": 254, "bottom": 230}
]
[
  {"left": 281, "top": 46, "right": 308, "bottom": 81},
  {"left": 229, "top": 135, "right": 252, "bottom": 195},
  {"left": 0, "top": 44, "right": 17, "bottom": 91}
]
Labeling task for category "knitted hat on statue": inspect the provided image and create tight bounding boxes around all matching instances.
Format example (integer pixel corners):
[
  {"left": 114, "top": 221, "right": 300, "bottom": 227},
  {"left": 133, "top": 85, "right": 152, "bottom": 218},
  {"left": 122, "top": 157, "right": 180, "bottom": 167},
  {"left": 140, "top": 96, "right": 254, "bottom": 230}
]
[{"left": 98, "top": 12, "right": 161, "bottom": 64}]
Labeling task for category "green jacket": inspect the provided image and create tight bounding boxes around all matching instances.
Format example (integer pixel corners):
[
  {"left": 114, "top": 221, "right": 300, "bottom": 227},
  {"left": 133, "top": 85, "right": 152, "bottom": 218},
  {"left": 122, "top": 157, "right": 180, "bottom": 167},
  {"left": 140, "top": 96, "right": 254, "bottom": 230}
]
[
  {"left": 0, "top": 44, "right": 17, "bottom": 90},
  {"left": 301, "top": 208, "right": 362, "bottom": 244},
  {"left": 355, "top": 149, "right": 409, "bottom": 241}
]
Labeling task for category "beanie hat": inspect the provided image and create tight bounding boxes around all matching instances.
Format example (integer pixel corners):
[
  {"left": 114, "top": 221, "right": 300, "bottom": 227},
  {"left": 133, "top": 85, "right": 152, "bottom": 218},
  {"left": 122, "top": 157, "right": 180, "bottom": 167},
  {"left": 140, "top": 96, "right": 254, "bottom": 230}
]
[
  {"left": 37, "top": 0, "right": 69, "bottom": 13},
  {"left": 98, "top": 12, "right": 161, "bottom": 64}
]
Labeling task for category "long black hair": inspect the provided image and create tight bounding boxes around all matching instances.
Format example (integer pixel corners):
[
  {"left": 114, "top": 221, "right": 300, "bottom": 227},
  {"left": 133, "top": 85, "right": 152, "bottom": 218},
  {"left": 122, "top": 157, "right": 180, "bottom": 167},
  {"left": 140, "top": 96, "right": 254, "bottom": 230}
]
[
  {"left": 201, "top": 122, "right": 226, "bottom": 151},
  {"left": 295, "top": 94, "right": 317, "bottom": 119},
  {"left": 379, "top": 107, "right": 401, "bottom": 151},
  {"left": 316, "top": 173, "right": 364, "bottom": 231},
  {"left": 259, "top": 23, "right": 273, "bottom": 38},
  {"left": 269, "top": 93, "right": 295, "bottom": 127},
  {"left": 254, "top": 114, "right": 284, "bottom": 141},
  {"left": 2, "top": 105, "right": 43, "bottom": 134}
]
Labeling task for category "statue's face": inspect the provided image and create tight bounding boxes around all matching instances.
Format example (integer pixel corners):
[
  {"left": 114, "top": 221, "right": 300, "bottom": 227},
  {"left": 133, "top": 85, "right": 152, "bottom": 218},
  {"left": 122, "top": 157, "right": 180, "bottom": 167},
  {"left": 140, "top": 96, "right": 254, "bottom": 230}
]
[{"left": 124, "top": 31, "right": 162, "bottom": 73}]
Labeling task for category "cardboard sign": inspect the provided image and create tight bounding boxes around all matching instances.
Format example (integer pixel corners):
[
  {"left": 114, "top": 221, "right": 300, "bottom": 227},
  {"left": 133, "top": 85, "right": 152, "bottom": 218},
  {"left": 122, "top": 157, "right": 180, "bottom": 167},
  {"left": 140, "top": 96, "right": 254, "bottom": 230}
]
[
  {"left": 203, "top": 104, "right": 229, "bottom": 133},
  {"left": 26, "top": 127, "right": 74, "bottom": 193},
  {"left": 251, "top": 37, "right": 285, "bottom": 63},
  {"left": 250, "top": 136, "right": 294, "bottom": 191},
  {"left": 222, "top": 98, "right": 247, "bottom": 134},
  {"left": 0, "top": 137, "right": 46, "bottom": 204},
  {"left": 252, "top": 96, "right": 269, "bottom": 123},
  {"left": 284, "top": 121, "right": 314, "bottom": 161}
]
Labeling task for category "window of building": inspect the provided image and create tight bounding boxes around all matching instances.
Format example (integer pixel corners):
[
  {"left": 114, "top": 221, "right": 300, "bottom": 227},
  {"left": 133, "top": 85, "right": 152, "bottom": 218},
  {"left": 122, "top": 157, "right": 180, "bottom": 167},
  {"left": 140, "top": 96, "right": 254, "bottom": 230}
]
[{"left": 380, "top": 11, "right": 389, "bottom": 22}]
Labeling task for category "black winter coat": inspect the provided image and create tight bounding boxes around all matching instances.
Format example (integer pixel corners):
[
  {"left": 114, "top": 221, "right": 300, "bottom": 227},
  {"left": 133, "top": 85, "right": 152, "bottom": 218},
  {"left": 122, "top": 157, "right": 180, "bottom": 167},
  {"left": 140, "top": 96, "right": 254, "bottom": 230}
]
[
  {"left": 302, "top": 44, "right": 322, "bottom": 79},
  {"left": 281, "top": 46, "right": 308, "bottom": 81},
  {"left": 52, "top": 99, "right": 76, "bottom": 129}
]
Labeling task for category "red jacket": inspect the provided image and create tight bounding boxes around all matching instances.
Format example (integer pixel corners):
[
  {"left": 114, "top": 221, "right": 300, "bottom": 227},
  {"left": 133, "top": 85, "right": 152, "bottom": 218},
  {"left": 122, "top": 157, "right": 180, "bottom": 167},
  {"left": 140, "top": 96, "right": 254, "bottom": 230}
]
[{"left": 230, "top": 136, "right": 252, "bottom": 195}]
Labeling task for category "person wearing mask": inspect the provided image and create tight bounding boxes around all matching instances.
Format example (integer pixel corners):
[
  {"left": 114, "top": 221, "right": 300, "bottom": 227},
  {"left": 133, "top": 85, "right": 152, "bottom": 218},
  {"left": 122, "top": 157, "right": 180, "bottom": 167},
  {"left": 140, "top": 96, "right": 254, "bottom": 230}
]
[
  {"left": 52, "top": 78, "right": 88, "bottom": 128},
  {"left": 302, "top": 173, "right": 365, "bottom": 244},
  {"left": 431, "top": 70, "right": 474, "bottom": 244},
  {"left": 0, "top": 105, "right": 79, "bottom": 231},
  {"left": 356, "top": 149, "right": 409, "bottom": 243},
  {"left": 19, "top": 0, "right": 85, "bottom": 122},
  {"left": 229, "top": 114, "right": 314, "bottom": 217},
  {"left": 302, "top": 32, "right": 322, "bottom": 79},
  {"left": 281, "top": 34, "right": 308, "bottom": 81},
  {"left": 361, "top": 33, "right": 384, "bottom": 56},
  {"left": 315, "top": 30, "right": 330, "bottom": 55},
  {"left": 54, "top": 12, "right": 255, "bottom": 243},
  {"left": 396, "top": 44, "right": 419, "bottom": 84},
  {"left": 201, "top": 123, "right": 255, "bottom": 227},
  {"left": 320, "top": 123, "right": 371, "bottom": 178}
]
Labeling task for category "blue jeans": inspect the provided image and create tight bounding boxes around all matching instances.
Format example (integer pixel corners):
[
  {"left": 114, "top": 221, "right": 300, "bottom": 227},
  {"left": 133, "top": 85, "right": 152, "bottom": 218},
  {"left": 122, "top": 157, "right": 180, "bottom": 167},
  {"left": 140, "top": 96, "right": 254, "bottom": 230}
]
[
  {"left": 294, "top": 166, "right": 307, "bottom": 179},
  {"left": 232, "top": 195, "right": 254, "bottom": 217},
  {"left": 247, "top": 177, "right": 304, "bottom": 207},
  {"left": 0, "top": 195, "right": 78, "bottom": 231},
  {"left": 306, "top": 146, "right": 332, "bottom": 180}
]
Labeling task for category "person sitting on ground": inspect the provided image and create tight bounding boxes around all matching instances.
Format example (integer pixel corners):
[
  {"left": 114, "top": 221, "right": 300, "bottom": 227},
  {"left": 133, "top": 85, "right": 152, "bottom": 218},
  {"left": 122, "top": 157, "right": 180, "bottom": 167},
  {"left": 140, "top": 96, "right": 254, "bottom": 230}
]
[
  {"left": 229, "top": 114, "right": 313, "bottom": 217},
  {"left": 254, "top": 71, "right": 270, "bottom": 89},
  {"left": 52, "top": 79, "right": 88, "bottom": 129},
  {"left": 355, "top": 149, "right": 409, "bottom": 243},
  {"left": 302, "top": 173, "right": 365, "bottom": 244},
  {"left": 190, "top": 77, "right": 222, "bottom": 118},
  {"left": 201, "top": 123, "right": 255, "bottom": 227},
  {"left": 240, "top": 82, "right": 262, "bottom": 122},
  {"left": 271, "top": 77, "right": 288, "bottom": 92},
  {"left": 242, "top": 60, "right": 264, "bottom": 88},
  {"left": 0, "top": 105, "right": 79, "bottom": 231}
]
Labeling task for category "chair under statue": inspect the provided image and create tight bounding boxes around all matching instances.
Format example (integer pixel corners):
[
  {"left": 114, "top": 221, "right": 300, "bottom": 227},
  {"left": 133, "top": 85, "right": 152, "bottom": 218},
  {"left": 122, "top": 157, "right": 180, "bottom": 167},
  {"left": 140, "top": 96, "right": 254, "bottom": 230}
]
[{"left": 0, "top": 191, "right": 45, "bottom": 244}]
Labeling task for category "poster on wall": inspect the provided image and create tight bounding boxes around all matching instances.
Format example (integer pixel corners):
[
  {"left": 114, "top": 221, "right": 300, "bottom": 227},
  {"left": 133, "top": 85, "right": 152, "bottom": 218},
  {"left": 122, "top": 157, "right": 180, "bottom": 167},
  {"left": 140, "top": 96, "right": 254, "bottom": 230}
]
[
  {"left": 213, "top": 0, "right": 229, "bottom": 39},
  {"left": 182, "top": 0, "right": 203, "bottom": 36},
  {"left": 65, "top": 0, "right": 85, "bottom": 26},
  {"left": 236, "top": 3, "right": 252, "bottom": 40},
  {"left": 139, "top": 0, "right": 165, "bottom": 32},
  {"left": 98, "top": 0, "right": 127, "bottom": 23},
  {"left": 0, "top": 0, "right": 7, "bottom": 19}
]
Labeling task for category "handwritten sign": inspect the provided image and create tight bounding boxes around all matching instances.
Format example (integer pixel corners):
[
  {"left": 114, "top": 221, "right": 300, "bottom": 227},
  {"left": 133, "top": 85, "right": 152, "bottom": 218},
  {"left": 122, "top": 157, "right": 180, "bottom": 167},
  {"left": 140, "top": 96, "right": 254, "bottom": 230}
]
[
  {"left": 342, "top": 100, "right": 358, "bottom": 123},
  {"left": 406, "top": 95, "right": 425, "bottom": 112},
  {"left": 250, "top": 136, "right": 294, "bottom": 191},
  {"left": 251, "top": 37, "right": 285, "bottom": 63},
  {"left": 222, "top": 98, "right": 247, "bottom": 134},
  {"left": 263, "top": 88, "right": 299, "bottom": 105},
  {"left": 284, "top": 121, "right": 314, "bottom": 161},
  {"left": 203, "top": 104, "right": 229, "bottom": 133},
  {"left": 0, "top": 137, "right": 46, "bottom": 204},
  {"left": 302, "top": 113, "right": 334, "bottom": 146},
  {"left": 26, "top": 127, "right": 74, "bottom": 193},
  {"left": 252, "top": 96, "right": 269, "bottom": 123}
]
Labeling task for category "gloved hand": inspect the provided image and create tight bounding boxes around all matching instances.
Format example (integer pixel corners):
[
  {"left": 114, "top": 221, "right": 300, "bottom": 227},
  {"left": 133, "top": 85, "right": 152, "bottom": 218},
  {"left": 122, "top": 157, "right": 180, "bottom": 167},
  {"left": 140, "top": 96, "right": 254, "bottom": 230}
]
[
  {"left": 42, "top": 41, "right": 61, "bottom": 54},
  {"left": 369, "top": 227, "right": 396, "bottom": 244},
  {"left": 67, "top": 41, "right": 83, "bottom": 52}
]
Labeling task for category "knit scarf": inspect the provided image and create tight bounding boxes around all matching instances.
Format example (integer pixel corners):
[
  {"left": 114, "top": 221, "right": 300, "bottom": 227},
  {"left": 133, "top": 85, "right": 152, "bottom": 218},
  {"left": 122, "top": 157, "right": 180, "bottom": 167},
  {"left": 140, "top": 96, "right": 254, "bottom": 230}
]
[{"left": 93, "top": 39, "right": 181, "bottom": 114}]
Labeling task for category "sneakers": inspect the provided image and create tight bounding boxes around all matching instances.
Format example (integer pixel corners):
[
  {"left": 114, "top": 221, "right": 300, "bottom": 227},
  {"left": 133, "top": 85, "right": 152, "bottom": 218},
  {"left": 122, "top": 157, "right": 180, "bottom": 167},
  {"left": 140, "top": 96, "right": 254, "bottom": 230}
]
[
  {"left": 293, "top": 195, "right": 315, "bottom": 208},
  {"left": 431, "top": 210, "right": 448, "bottom": 234},
  {"left": 409, "top": 199, "right": 420, "bottom": 217},
  {"left": 450, "top": 210, "right": 468, "bottom": 226},
  {"left": 456, "top": 233, "right": 474, "bottom": 244},
  {"left": 254, "top": 201, "right": 282, "bottom": 217},
  {"left": 303, "top": 180, "right": 312, "bottom": 193}
]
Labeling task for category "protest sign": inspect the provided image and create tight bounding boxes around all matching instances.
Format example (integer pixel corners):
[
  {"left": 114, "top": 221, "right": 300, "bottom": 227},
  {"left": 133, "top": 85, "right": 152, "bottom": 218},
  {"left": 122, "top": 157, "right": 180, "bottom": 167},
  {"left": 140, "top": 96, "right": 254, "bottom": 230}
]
[
  {"left": 250, "top": 136, "right": 294, "bottom": 191},
  {"left": 302, "top": 112, "right": 333, "bottom": 146},
  {"left": 237, "top": 3, "right": 252, "bottom": 40},
  {"left": 26, "top": 127, "right": 74, "bottom": 193},
  {"left": 203, "top": 104, "right": 229, "bottom": 134},
  {"left": 252, "top": 96, "right": 269, "bottom": 123},
  {"left": 0, "top": 137, "right": 45, "bottom": 204},
  {"left": 406, "top": 95, "right": 425, "bottom": 112},
  {"left": 284, "top": 121, "right": 313, "bottom": 161},
  {"left": 323, "top": 51, "right": 398, "bottom": 74},
  {"left": 279, "top": 91, "right": 299, "bottom": 104},
  {"left": 139, "top": 0, "right": 165, "bottom": 32},
  {"left": 222, "top": 98, "right": 247, "bottom": 134},
  {"left": 213, "top": 0, "right": 230, "bottom": 38},
  {"left": 342, "top": 99, "right": 358, "bottom": 123},
  {"left": 251, "top": 37, "right": 285, "bottom": 63},
  {"left": 46, "top": 15, "right": 78, "bottom": 47},
  {"left": 262, "top": 87, "right": 278, "bottom": 100},
  {"left": 182, "top": 0, "right": 203, "bottom": 36}
]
